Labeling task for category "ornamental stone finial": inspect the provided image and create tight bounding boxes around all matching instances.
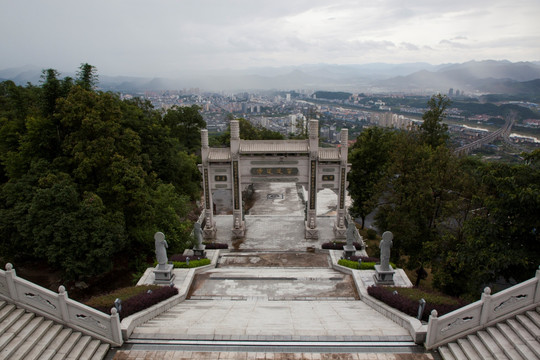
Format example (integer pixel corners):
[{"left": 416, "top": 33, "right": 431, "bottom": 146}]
[
  {"left": 431, "top": 309, "right": 438, "bottom": 318},
  {"left": 231, "top": 120, "right": 240, "bottom": 139},
  {"left": 201, "top": 129, "right": 209, "bottom": 148},
  {"left": 309, "top": 119, "right": 318, "bottom": 139},
  {"left": 58, "top": 285, "right": 66, "bottom": 294},
  {"left": 483, "top": 287, "right": 491, "bottom": 295},
  {"left": 5, "top": 263, "right": 13, "bottom": 271}
]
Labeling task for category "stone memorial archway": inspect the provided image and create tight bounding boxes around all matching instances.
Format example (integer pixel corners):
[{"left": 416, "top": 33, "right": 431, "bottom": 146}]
[{"left": 199, "top": 120, "right": 350, "bottom": 240}]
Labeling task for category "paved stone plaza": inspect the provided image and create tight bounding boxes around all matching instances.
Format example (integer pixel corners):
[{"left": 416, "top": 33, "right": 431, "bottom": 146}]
[{"left": 113, "top": 183, "right": 430, "bottom": 359}]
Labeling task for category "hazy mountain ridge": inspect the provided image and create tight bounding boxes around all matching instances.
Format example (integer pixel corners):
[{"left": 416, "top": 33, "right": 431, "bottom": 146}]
[{"left": 1, "top": 60, "right": 539, "bottom": 94}]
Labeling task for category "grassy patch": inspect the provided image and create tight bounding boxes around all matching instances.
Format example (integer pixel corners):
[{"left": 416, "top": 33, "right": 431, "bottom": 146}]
[
  {"left": 85, "top": 285, "right": 161, "bottom": 309},
  {"left": 385, "top": 286, "right": 461, "bottom": 306},
  {"left": 367, "top": 285, "right": 468, "bottom": 321},
  {"left": 85, "top": 285, "right": 178, "bottom": 319}
]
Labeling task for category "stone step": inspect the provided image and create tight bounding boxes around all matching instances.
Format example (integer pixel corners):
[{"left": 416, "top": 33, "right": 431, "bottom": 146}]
[
  {"left": 486, "top": 327, "right": 524, "bottom": 360},
  {"left": 516, "top": 313, "right": 540, "bottom": 340},
  {"left": 51, "top": 331, "right": 82, "bottom": 360},
  {"left": 438, "top": 345, "right": 456, "bottom": 360},
  {"left": 467, "top": 334, "right": 496, "bottom": 360},
  {"left": 507, "top": 318, "right": 540, "bottom": 358},
  {"left": 9, "top": 319, "right": 54, "bottom": 360},
  {"left": 0, "top": 311, "right": 34, "bottom": 352},
  {"left": 0, "top": 307, "right": 25, "bottom": 335},
  {"left": 90, "top": 344, "right": 110, "bottom": 360},
  {"left": 0, "top": 303, "right": 16, "bottom": 323},
  {"left": 457, "top": 338, "right": 481, "bottom": 359},
  {"left": 527, "top": 309, "right": 540, "bottom": 329},
  {"left": 77, "top": 339, "right": 100, "bottom": 360},
  {"left": 0, "top": 315, "right": 42, "bottom": 359},
  {"left": 477, "top": 330, "right": 509, "bottom": 360},
  {"left": 37, "top": 328, "right": 73, "bottom": 360},
  {"left": 497, "top": 322, "right": 538, "bottom": 360},
  {"left": 25, "top": 323, "right": 63, "bottom": 360},
  {"left": 0, "top": 301, "right": 111, "bottom": 360},
  {"left": 447, "top": 342, "right": 468, "bottom": 359},
  {"left": 65, "top": 335, "right": 91, "bottom": 360}
]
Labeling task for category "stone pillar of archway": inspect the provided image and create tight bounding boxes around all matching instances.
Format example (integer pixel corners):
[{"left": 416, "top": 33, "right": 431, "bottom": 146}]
[
  {"left": 200, "top": 129, "right": 216, "bottom": 239},
  {"left": 334, "top": 128, "right": 349, "bottom": 239},
  {"left": 230, "top": 120, "right": 245, "bottom": 238},
  {"left": 305, "top": 120, "right": 319, "bottom": 239}
]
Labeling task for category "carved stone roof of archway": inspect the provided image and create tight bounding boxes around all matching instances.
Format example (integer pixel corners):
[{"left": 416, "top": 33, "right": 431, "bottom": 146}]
[
  {"left": 318, "top": 148, "right": 340, "bottom": 161},
  {"left": 208, "top": 148, "right": 231, "bottom": 161},
  {"left": 239, "top": 140, "right": 309, "bottom": 153}
]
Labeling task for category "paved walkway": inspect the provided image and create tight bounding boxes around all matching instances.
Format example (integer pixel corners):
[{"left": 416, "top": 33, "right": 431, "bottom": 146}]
[
  {"left": 188, "top": 268, "right": 356, "bottom": 300},
  {"left": 131, "top": 299, "right": 411, "bottom": 339},
  {"left": 113, "top": 351, "right": 435, "bottom": 359}
]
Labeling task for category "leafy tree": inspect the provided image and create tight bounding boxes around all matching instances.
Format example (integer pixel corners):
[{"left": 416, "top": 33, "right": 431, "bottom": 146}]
[
  {"left": 374, "top": 131, "right": 470, "bottom": 284},
  {"left": 420, "top": 93, "right": 450, "bottom": 148},
  {"left": 0, "top": 65, "right": 203, "bottom": 280},
  {"left": 212, "top": 117, "right": 284, "bottom": 146},
  {"left": 76, "top": 63, "right": 98, "bottom": 91},
  {"left": 163, "top": 105, "right": 206, "bottom": 154},
  {"left": 348, "top": 127, "right": 394, "bottom": 228},
  {"left": 432, "top": 159, "right": 540, "bottom": 296}
]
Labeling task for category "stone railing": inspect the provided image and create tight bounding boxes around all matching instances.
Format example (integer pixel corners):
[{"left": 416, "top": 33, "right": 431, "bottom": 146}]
[
  {"left": 0, "top": 263, "right": 123, "bottom": 347},
  {"left": 425, "top": 267, "right": 540, "bottom": 349}
]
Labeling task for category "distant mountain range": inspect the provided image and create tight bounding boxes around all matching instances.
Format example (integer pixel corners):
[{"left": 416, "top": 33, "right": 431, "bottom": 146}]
[{"left": 1, "top": 60, "right": 539, "bottom": 96}]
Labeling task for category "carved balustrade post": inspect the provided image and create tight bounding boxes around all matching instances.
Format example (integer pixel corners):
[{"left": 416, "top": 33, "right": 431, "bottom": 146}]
[
  {"left": 479, "top": 287, "right": 492, "bottom": 325},
  {"left": 5, "top": 263, "right": 18, "bottom": 301},
  {"left": 58, "top": 285, "right": 70, "bottom": 321}
]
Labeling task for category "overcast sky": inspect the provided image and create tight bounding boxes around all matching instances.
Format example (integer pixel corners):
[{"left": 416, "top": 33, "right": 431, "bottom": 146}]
[{"left": 1, "top": 0, "right": 539, "bottom": 77}]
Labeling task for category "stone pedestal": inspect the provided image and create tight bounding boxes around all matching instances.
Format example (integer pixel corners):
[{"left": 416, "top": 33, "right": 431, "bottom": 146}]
[
  {"left": 374, "top": 264, "right": 395, "bottom": 285},
  {"left": 153, "top": 264, "right": 175, "bottom": 285},
  {"left": 333, "top": 222, "right": 347, "bottom": 240},
  {"left": 305, "top": 224, "right": 319, "bottom": 240},
  {"left": 193, "top": 244, "right": 206, "bottom": 257},
  {"left": 203, "top": 226, "right": 217, "bottom": 240},
  {"left": 342, "top": 244, "right": 356, "bottom": 258}
]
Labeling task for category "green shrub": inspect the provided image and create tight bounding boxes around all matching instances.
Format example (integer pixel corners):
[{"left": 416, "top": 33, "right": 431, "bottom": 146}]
[
  {"left": 85, "top": 285, "right": 161, "bottom": 309},
  {"left": 338, "top": 259, "right": 395, "bottom": 270},
  {"left": 366, "top": 229, "right": 377, "bottom": 240},
  {"left": 172, "top": 258, "right": 211, "bottom": 268}
]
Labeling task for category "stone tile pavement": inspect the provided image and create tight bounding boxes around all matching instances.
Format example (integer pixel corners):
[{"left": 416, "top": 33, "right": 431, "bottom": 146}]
[{"left": 112, "top": 350, "right": 435, "bottom": 359}]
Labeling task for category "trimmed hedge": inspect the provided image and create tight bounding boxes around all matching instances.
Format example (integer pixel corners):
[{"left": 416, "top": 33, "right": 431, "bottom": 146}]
[
  {"left": 322, "top": 241, "right": 363, "bottom": 250},
  {"left": 338, "top": 258, "right": 396, "bottom": 270},
  {"left": 172, "top": 258, "right": 211, "bottom": 268},
  {"left": 349, "top": 255, "right": 379, "bottom": 263},
  {"left": 88, "top": 285, "right": 178, "bottom": 319},
  {"left": 367, "top": 285, "right": 468, "bottom": 322}
]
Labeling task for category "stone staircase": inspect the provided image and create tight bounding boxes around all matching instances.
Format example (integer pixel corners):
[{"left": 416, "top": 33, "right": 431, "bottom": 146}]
[
  {"left": 0, "top": 300, "right": 110, "bottom": 360},
  {"left": 437, "top": 307, "right": 540, "bottom": 360}
]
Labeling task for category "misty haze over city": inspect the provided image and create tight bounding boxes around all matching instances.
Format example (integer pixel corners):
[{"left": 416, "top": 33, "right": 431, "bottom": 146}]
[{"left": 1, "top": 0, "right": 538, "bottom": 83}]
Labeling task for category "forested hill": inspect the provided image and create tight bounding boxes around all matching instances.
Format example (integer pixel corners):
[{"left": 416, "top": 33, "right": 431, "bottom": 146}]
[
  {"left": 314, "top": 91, "right": 352, "bottom": 100},
  {"left": 0, "top": 65, "right": 205, "bottom": 280}
]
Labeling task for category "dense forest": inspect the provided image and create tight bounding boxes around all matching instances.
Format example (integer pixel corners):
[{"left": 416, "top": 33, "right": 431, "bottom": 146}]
[
  {"left": 348, "top": 94, "right": 540, "bottom": 298},
  {"left": 0, "top": 64, "right": 204, "bottom": 280},
  {"left": 1, "top": 65, "right": 538, "bottom": 301}
]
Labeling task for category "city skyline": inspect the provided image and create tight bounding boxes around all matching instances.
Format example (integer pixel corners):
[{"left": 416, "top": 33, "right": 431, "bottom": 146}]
[{"left": 1, "top": 0, "right": 539, "bottom": 78}]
